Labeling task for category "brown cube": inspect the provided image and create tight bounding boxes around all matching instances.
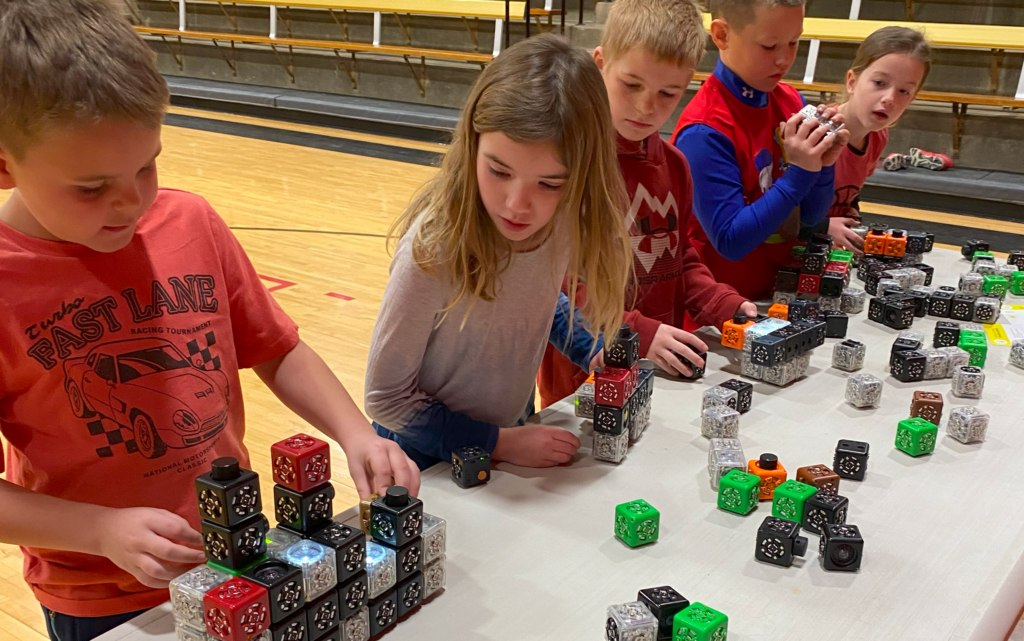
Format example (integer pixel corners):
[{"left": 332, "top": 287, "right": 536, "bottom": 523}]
[
  {"left": 795, "top": 464, "right": 840, "bottom": 494},
  {"left": 910, "top": 390, "right": 943, "bottom": 426}
]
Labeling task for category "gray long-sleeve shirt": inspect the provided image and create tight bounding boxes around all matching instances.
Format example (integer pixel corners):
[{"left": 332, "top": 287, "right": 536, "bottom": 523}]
[{"left": 365, "top": 221, "right": 570, "bottom": 461}]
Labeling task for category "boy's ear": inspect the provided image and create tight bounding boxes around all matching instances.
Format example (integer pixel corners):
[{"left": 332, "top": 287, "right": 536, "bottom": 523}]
[
  {"left": 0, "top": 148, "right": 16, "bottom": 191},
  {"left": 709, "top": 18, "right": 730, "bottom": 50},
  {"left": 593, "top": 46, "right": 606, "bottom": 71},
  {"left": 844, "top": 69, "right": 857, "bottom": 96}
]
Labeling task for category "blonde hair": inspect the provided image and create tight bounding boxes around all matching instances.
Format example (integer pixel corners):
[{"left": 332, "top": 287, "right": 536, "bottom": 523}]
[
  {"left": 601, "top": 0, "right": 707, "bottom": 68},
  {"left": 711, "top": 0, "right": 805, "bottom": 29},
  {"left": 0, "top": 0, "right": 169, "bottom": 158},
  {"left": 846, "top": 26, "right": 931, "bottom": 97},
  {"left": 391, "top": 34, "right": 632, "bottom": 347}
]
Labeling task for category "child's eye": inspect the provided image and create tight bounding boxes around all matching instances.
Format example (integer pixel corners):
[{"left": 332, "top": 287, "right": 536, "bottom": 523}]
[
  {"left": 623, "top": 81, "right": 641, "bottom": 90},
  {"left": 489, "top": 166, "right": 510, "bottom": 179},
  {"left": 539, "top": 182, "right": 563, "bottom": 192},
  {"left": 77, "top": 184, "right": 106, "bottom": 196},
  {"left": 660, "top": 91, "right": 678, "bottom": 99},
  {"left": 761, "top": 45, "right": 776, "bottom": 51},
  {"left": 874, "top": 80, "right": 886, "bottom": 87},
  {"left": 899, "top": 89, "right": 911, "bottom": 96}
]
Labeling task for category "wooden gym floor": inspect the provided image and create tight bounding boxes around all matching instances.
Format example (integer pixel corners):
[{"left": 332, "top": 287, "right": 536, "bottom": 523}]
[{"left": 0, "top": 106, "right": 1021, "bottom": 640}]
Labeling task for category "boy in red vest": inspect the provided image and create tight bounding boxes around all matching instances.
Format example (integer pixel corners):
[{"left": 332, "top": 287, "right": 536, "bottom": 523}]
[
  {"left": 539, "top": 0, "right": 756, "bottom": 407},
  {"left": 673, "top": 0, "right": 851, "bottom": 300}
]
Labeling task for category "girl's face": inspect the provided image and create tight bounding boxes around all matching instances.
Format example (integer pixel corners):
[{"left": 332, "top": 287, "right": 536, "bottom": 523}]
[
  {"left": 845, "top": 52, "right": 926, "bottom": 133},
  {"left": 477, "top": 131, "right": 568, "bottom": 249}
]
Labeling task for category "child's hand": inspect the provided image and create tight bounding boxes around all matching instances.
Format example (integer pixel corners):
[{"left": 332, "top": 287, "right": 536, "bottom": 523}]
[
  {"left": 780, "top": 112, "right": 832, "bottom": 173},
  {"left": 829, "top": 217, "right": 864, "bottom": 255},
  {"left": 649, "top": 324, "right": 708, "bottom": 377},
  {"left": 738, "top": 301, "right": 758, "bottom": 318},
  {"left": 589, "top": 350, "right": 605, "bottom": 373},
  {"left": 492, "top": 424, "right": 581, "bottom": 467},
  {"left": 345, "top": 434, "right": 421, "bottom": 498},
  {"left": 97, "top": 507, "right": 206, "bottom": 589}
]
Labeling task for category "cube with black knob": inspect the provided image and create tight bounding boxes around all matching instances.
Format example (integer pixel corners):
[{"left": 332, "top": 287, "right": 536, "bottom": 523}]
[
  {"left": 369, "top": 486, "right": 423, "bottom": 548},
  {"left": 606, "top": 324, "right": 640, "bottom": 369}
]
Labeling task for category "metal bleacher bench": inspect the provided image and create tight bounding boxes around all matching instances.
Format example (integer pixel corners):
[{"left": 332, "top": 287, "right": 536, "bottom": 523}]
[{"left": 130, "top": 0, "right": 525, "bottom": 96}]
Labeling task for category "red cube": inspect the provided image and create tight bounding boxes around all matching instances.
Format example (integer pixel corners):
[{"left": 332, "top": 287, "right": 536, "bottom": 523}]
[
  {"left": 825, "top": 261, "right": 849, "bottom": 276},
  {"left": 204, "top": 577, "right": 270, "bottom": 641},
  {"left": 594, "top": 366, "right": 634, "bottom": 408},
  {"left": 271, "top": 433, "right": 331, "bottom": 492},
  {"left": 797, "top": 273, "right": 821, "bottom": 295}
]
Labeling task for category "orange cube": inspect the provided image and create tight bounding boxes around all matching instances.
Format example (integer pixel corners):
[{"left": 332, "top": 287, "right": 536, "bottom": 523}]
[
  {"left": 884, "top": 231, "right": 907, "bottom": 257},
  {"left": 721, "top": 314, "right": 755, "bottom": 350},
  {"left": 749, "top": 453, "right": 787, "bottom": 500},
  {"left": 864, "top": 229, "right": 888, "bottom": 256},
  {"left": 768, "top": 303, "right": 789, "bottom": 320}
]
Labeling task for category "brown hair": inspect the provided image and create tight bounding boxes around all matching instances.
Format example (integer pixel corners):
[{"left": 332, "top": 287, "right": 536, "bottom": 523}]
[
  {"left": 391, "top": 34, "right": 631, "bottom": 345},
  {"left": 711, "top": 0, "right": 805, "bottom": 30},
  {"left": 0, "top": 0, "right": 169, "bottom": 158},
  {"left": 601, "top": 0, "right": 707, "bottom": 68},
  {"left": 847, "top": 26, "right": 931, "bottom": 93}
]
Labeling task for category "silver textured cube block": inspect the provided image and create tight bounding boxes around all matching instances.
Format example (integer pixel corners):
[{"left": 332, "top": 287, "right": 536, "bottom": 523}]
[
  {"left": 702, "top": 386, "right": 739, "bottom": 412},
  {"left": 840, "top": 288, "right": 867, "bottom": 314},
  {"left": 741, "top": 351, "right": 764, "bottom": 380},
  {"left": 762, "top": 360, "right": 797, "bottom": 387},
  {"left": 773, "top": 290, "right": 796, "bottom": 305},
  {"left": 911, "top": 285, "right": 934, "bottom": 298},
  {"left": 887, "top": 269, "right": 912, "bottom": 291},
  {"left": 973, "top": 296, "right": 1000, "bottom": 324},
  {"left": 423, "top": 556, "right": 446, "bottom": 599},
  {"left": 708, "top": 438, "right": 746, "bottom": 490},
  {"left": 421, "top": 513, "right": 446, "bottom": 566},
  {"left": 819, "top": 296, "right": 841, "bottom": 312},
  {"left": 906, "top": 268, "right": 927, "bottom": 288},
  {"left": 794, "top": 352, "right": 811, "bottom": 377},
  {"left": 952, "top": 366, "right": 985, "bottom": 399},
  {"left": 364, "top": 541, "right": 396, "bottom": 599},
  {"left": 1010, "top": 340, "right": 1024, "bottom": 369},
  {"left": 898, "top": 330, "right": 926, "bottom": 344},
  {"left": 342, "top": 606, "right": 370, "bottom": 641},
  {"left": 903, "top": 252, "right": 923, "bottom": 265},
  {"left": 877, "top": 279, "right": 902, "bottom": 296},
  {"left": 995, "top": 263, "right": 1017, "bottom": 281},
  {"left": 174, "top": 623, "right": 212, "bottom": 641},
  {"left": 846, "top": 373, "right": 882, "bottom": 408},
  {"left": 939, "top": 346, "right": 971, "bottom": 377},
  {"left": 605, "top": 601, "right": 658, "bottom": 641},
  {"left": 701, "top": 405, "right": 740, "bottom": 438},
  {"left": 278, "top": 540, "right": 338, "bottom": 601},
  {"left": 832, "top": 340, "right": 866, "bottom": 372},
  {"left": 947, "top": 406, "right": 990, "bottom": 444},
  {"left": 594, "top": 430, "right": 629, "bottom": 463},
  {"left": 575, "top": 381, "right": 595, "bottom": 419},
  {"left": 973, "top": 261, "right": 997, "bottom": 275},
  {"left": 921, "top": 348, "right": 950, "bottom": 380},
  {"left": 169, "top": 564, "right": 230, "bottom": 631},
  {"left": 959, "top": 272, "right": 984, "bottom": 294}
]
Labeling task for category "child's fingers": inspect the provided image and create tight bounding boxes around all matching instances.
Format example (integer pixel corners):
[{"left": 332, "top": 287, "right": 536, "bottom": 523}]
[
  {"left": 673, "top": 330, "right": 708, "bottom": 354},
  {"left": 135, "top": 553, "right": 184, "bottom": 586},
  {"left": 368, "top": 450, "right": 396, "bottom": 496},
  {"left": 146, "top": 536, "right": 207, "bottom": 565},
  {"left": 660, "top": 352, "right": 691, "bottom": 378},
  {"left": 670, "top": 343, "right": 704, "bottom": 369},
  {"left": 550, "top": 428, "right": 581, "bottom": 450},
  {"left": 784, "top": 113, "right": 803, "bottom": 138},
  {"left": 819, "top": 106, "right": 839, "bottom": 122},
  {"left": 148, "top": 512, "right": 204, "bottom": 549},
  {"left": 349, "top": 464, "right": 373, "bottom": 501},
  {"left": 389, "top": 447, "right": 421, "bottom": 496}
]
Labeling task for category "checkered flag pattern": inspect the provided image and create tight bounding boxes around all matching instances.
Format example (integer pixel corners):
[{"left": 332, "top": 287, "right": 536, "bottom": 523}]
[
  {"left": 187, "top": 331, "right": 221, "bottom": 370},
  {"left": 87, "top": 419, "right": 139, "bottom": 458}
]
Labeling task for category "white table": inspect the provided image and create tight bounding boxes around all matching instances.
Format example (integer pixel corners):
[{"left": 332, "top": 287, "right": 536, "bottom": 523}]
[{"left": 101, "top": 248, "right": 1024, "bottom": 641}]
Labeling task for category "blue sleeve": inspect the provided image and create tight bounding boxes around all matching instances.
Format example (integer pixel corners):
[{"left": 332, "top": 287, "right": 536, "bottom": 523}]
[
  {"left": 393, "top": 401, "right": 500, "bottom": 462},
  {"left": 549, "top": 292, "right": 605, "bottom": 371},
  {"left": 799, "top": 163, "right": 835, "bottom": 226},
  {"left": 676, "top": 124, "right": 821, "bottom": 262}
]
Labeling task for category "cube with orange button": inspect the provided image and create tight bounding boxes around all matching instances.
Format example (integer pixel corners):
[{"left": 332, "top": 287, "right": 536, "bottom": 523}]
[
  {"left": 884, "top": 230, "right": 907, "bottom": 258},
  {"left": 768, "top": 303, "right": 788, "bottom": 320},
  {"left": 721, "top": 312, "right": 755, "bottom": 350},
  {"left": 749, "top": 453, "right": 787, "bottom": 501},
  {"left": 863, "top": 227, "right": 888, "bottom": 256}
]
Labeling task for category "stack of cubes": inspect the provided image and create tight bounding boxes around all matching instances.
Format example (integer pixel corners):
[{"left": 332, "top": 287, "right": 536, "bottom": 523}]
[
  {"left": 592, "top": 324, "right": 655, "bottom": 464},
  {"left": 701, "top": 379, "right": 752, "bottom": 441},
  {"left": 606, "top": 586, "right": 727, "bottom": 641},
  {"left": 890, "top": 330, "right": 971, "bottom": 383},
  {"left": 937, "top": 250, "right": 1016, "bottom": 325},
  {"left": 741, "top": 314, "right": 826, "bottom": 387},
  {"left": 772, "top": 236, "right": 856, "bottom": 316}
]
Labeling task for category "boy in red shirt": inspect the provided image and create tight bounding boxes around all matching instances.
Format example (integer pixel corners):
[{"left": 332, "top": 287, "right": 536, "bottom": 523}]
[
  {"left": 673, "top": 0, "right": 852, "bottom": 300},
  {"left": 538, "top": 0, "right": 756, "bottom": 407},
  {"left": 0, "top": 1, "right": 418, "bottom": 638}
]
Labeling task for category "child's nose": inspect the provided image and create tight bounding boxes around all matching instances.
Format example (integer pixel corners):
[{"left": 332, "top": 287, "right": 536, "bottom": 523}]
[{"left": 506, "top": 183, "right": 531, "bottom": 214}]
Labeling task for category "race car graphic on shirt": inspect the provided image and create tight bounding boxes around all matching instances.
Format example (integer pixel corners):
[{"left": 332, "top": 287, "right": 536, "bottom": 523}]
[{"left": 63, "top": 337, "right": 229, "bottom": 459}]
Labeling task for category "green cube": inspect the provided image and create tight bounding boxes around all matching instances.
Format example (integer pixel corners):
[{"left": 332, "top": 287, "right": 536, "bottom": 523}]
[
  {"left": 973, "top": 251, "right": 996, "bottom": 265},
  {"left": 896, "top": 417, "right": 938, "bottom": 456},
  {"left": 983, "top": 275, "right": 1009, "bottom": 297},
  {"left": 771, "top": 480, "right": 817, "bottom": 523},
  {"left": 958, "top": 335, "right": 988, "bottom": 367},
  {"left": 960, "top": 327, "right": 986, "bottom": 342},
  {"left": 829, "top": 249, "right": 854, "bottom": 263},
  {"left": 716, "top": 470, "right": 760, "bottom": 516},
  {"left": 614, "top": 499, "right": 660, "bottom": 547},
  {"left": 207, "top": 556, "right": 265, "bottom": 577},
  {"left": 673, "top": 602, "right": 728, "bottom": 641},
  {"left": 1011, "top": 271, "right": 1024, "bottom": 296}
]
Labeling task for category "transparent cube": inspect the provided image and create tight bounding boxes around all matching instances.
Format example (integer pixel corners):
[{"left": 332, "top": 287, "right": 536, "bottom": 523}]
[
  {"left": 575, "top": 382, "right": 595, "bottom": 419},
  {"left": 877, "top": 279, "right": 902, "bottom": 296},
  {"left": 995, "top": 264, "right": 1017, "bottom": 280},
  {"left": 898, "top": 330, "right": 926, "bottom": 345},
  {"left": 846, "top": 373, "right": 882, "bottom": 408},
  {"left": 423, "top": 556, "right": 446, "bottom": 599},
  {"left": 773, "top": 290, "right": 795, "bottom": 305},
  {"left": 911, "top": 285, "right": 934, "bottom": 297},
  {"left": 279, "top": 540, "right": 338, "bottom": 601},
  {"left": 973, "top": 261, "right": 997, "bottom": 275},
  {"left": 840, "top": 288, "right": 867, "bottom": 314},
  {"left": 702, "top": 386, "right": 738, "bottom": 412},
  {"left": 959, "top": 272, "right": 984, "bottom": 295},
  {"left": 952, "top": 366, "right": 985, "bottom": 399},
  {"left": 342, "top": 606, "right": 370, "bottom": 641},
  {"left": 973, "top": 297, "right": 1000, "bottom": 324},
  {"left": 631, "top": 399, "right": 651, "bottom": 442},
  {"left": 763, "top": 359, "right": 801, "bottom": 387},
  {"left": 962, "top": 322, "right": 985, "bottom": 334},
  {"left": 605, "top": 601, "right": 658, "bottom": 641},
  {"left": 906, "top": 268, "right": 927, "bottom": 288},
  {"left": 947, "top": 406, "right": 990, "bottom": 444},
  {"left": 832, "top": 341, "right": 865, "bottom": 372},
  {"left": 169, "top": 564, "right": 230, "bottom": 630},
  {"left": 175, "top": 622, "right": 212, "bottom": 641},
  {"left": 741, "top": 351, "right": 764, "bottom": 380},
  {"left": 887, "top": 269, "right": 912, "bottom": 291},
  {"left": 819, "top": 296, "right": 841, "bottom": 312},
  {"left": 794, "top": 352, "right": 811, "bottom": 377},
  {"left": 1010, "top": 340, "right": 1024, "bottom": 369},
  {"left": 708, "top": 448, "right": 746, "bottom": 490},
  {"left": 594, "top": 430, "right": 629, "bottom": 463},
  {"left": 365, "top": 541, "right": 397, "bottom": 599},
  {"left": 903, "top": 252, "right": 923, "bottom": 265},
  {"left": 265, "top": 526, "right": 302, "bottom": 559},
  {"left": 743, "top": 318, "right": 790, "bottom": 351},
  {"left": 939, "top": 346, "right": 971, "bottom": 377},
  {"left": 421, "top": 513, "right": 447, "bottom": 566},
  {"left": 921, "top": 348, "right": 949, "bottom": 380},
  {"left": 701, "top": 406, "right": 740, "bottom": 438}
]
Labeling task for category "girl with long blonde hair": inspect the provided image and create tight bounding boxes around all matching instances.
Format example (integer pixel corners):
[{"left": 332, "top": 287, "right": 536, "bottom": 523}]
[{"left": 364, "top": 34, "right": 632, "bottom": 469}]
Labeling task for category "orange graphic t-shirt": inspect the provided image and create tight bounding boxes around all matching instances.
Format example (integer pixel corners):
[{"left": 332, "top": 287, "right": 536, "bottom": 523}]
[{"left": 0, "top": 188, "right": 299, "bottom": 617}]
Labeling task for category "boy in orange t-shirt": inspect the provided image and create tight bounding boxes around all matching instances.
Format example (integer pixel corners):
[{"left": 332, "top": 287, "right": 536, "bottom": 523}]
[{"left": 0, "top": 1, "right": 418, "bottom": 638}]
